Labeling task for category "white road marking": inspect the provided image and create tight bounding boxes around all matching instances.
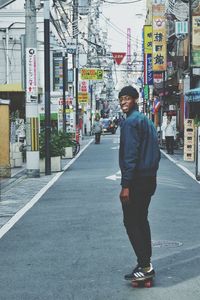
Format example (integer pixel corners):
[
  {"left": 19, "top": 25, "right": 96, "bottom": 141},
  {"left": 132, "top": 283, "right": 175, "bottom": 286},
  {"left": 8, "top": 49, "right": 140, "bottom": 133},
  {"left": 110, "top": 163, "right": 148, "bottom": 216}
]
[
  {"left": 106, "top": 170, "right": 121, "bottom": 181},
  {"left": 0, "top": 139, "right": 93, "bottom": 240}
]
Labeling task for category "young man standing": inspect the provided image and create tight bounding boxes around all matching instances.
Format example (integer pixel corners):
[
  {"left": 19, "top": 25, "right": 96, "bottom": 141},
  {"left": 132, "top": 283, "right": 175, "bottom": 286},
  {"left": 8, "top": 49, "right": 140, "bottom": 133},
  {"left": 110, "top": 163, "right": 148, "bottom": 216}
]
[{"left": 118, "top": 86, "right": 160, "bottom": 282}]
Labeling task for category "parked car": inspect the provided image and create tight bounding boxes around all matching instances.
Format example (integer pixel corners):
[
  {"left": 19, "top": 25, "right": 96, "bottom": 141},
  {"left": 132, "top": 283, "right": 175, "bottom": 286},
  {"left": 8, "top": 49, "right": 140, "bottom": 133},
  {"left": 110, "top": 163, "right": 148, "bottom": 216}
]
[{"left": 101, "top": 118, "right": 116, "bottom": 134}]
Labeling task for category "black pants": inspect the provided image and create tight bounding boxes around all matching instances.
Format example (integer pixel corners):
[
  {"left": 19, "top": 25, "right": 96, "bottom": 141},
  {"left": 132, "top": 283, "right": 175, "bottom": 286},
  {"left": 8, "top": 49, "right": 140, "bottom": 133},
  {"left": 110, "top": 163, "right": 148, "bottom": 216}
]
[
  {"left": 95, "top": 133, "right": 101, "bottom": 144},
  {"left": 165, "top": 136, "right": 174, "bottom": 154},
  {"left": 121, "top": 177, "right": 156, "bottom": 268}
]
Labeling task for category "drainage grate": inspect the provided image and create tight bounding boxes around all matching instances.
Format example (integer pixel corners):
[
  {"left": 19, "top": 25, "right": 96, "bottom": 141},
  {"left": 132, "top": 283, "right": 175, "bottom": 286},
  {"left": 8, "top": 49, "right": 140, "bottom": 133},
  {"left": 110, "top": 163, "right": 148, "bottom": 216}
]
[{"left": 152, "top": 240, "right": 183, "bottom": 248}]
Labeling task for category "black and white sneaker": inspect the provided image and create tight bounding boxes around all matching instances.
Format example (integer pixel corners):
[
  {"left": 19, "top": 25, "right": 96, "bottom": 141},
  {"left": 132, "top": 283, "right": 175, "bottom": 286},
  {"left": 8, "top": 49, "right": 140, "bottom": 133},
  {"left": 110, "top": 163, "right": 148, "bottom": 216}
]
[
  {"left": 132, "top": 263, "right": 155, "bottom": 281},
  {"left": 124, "top": 263, "right": 155, "bottom": 281}
]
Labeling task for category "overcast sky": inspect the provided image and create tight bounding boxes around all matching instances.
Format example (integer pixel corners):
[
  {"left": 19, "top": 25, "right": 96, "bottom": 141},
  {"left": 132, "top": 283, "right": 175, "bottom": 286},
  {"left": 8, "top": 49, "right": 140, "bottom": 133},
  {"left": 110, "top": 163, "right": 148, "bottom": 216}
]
[{"left": 101, "top": 0, "right": 146, "bottom": 54}]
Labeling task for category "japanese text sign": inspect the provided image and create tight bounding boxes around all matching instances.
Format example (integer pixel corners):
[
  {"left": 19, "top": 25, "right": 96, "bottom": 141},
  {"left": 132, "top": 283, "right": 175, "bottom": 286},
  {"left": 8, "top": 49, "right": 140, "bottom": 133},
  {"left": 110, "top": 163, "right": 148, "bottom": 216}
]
[
  {"left": 144, "top": 25, "right": 153, "bottom": 54},
  {"left": 80, "top": 69, "right": 104, "bottom": 80},
  {"left": 152, "top": 5, "right": 167, "bottom": 71}
]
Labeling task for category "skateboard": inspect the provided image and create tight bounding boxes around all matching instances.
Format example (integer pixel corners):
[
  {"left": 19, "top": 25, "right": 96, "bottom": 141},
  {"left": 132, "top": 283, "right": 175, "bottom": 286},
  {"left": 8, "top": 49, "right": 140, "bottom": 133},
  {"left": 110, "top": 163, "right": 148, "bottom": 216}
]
[{"left": 131, "top": 277, "right": 153, "bottom": 288}]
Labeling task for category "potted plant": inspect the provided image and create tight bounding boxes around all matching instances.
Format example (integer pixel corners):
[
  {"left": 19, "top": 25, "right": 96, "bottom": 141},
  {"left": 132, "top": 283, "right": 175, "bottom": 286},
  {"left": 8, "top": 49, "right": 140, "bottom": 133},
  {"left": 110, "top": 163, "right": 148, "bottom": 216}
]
[
  {"left": 39, "top": 130, "right": 65, "bottom": 172},
  {"left": 58, "top": 131, "right": 74, "bottom": 159}
]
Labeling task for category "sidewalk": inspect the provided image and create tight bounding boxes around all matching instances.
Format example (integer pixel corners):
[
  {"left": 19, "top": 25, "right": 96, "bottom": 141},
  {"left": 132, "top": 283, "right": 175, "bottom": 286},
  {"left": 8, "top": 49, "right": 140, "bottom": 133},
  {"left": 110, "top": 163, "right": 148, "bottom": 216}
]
[
  {"left": 161, "top": 148, "right": 197, "bottom": 181},
  {"left": 0, "top": 136, "right": 93, "bottom": 231}
]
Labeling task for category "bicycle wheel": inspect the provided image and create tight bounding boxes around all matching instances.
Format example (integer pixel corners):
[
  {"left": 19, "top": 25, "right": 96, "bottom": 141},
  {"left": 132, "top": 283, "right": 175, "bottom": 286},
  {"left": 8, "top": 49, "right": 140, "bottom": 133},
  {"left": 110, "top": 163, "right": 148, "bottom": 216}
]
[{"left": 72, "top": 140, "right": 80, "bottom": 156}]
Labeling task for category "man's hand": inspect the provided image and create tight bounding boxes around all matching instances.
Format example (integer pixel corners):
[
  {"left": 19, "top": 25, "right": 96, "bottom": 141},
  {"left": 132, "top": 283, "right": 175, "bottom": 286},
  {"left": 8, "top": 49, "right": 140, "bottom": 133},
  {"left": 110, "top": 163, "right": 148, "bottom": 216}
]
[{"left": 120, "top": 187, "right": 130, "bottom": 204}]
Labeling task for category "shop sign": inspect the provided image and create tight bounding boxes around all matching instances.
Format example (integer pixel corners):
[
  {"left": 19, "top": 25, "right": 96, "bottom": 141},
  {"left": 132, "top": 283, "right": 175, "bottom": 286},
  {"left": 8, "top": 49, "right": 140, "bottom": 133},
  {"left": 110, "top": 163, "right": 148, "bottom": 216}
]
[
  {"left": 152, "top": 16, "right": 167, "bottom": 71},
  {"left": 191, "top": 15, "right": 200, "bottom": 67},
  {"left": 80, "top": 69, "right": 103, "bottom": 80},
  {"left": 144, "top": 85, "right": 149, "bottom": 100},
  {"left": 152, "top": 4, "right": 167, "bottom": 72},
  {"left": 144, "top": 25, "right": 152, "bottom": 54},
  {"left": 79, "top": 80, "right": 88, "bottom": 93},
  {"left": 144, "top": 53, "right": 153, "bottom": 85},
  {"left": 78, "top": 92, "right": 89, "bottom": 103},
  {"left": 153, "top": 72, "right": 163, "bottom": 83}
]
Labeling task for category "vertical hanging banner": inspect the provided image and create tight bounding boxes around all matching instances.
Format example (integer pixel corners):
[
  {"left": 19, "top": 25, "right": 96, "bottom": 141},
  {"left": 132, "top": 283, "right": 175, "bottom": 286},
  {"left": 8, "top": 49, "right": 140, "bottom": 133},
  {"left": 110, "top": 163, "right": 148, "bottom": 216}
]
[
  {"left": 144, "top": 25, "right": 153, "bottom": 86},
  {"left": 152, "top": 3, "right": 167, "bottom": 71},
  {"left": 26, "top": 48, "right": 38, "bottom": 102},
  {"left": 144, "top": 25, "right": 153, "bottom": 54},
  {"left": 191, "top": 4, "right": 200, "bottom": 67},
  {"left": 127, "top": 28, "right": 132, "bottom": 69}
]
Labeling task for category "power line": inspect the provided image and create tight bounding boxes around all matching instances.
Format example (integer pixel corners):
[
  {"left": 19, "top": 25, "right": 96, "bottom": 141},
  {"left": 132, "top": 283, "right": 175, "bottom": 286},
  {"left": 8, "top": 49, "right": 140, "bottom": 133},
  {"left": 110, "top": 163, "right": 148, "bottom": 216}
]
[
  {"left": 103, "top": 0, "right": 142, "bottom": 4},
  {"left": 101, "top": 13, "right": 144, "bottom": 46}
]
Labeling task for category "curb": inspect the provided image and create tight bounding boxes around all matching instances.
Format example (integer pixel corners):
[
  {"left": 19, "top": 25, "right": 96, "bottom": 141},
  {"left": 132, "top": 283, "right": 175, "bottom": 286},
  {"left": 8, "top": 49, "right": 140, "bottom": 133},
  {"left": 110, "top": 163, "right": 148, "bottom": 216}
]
[{"left": 160, "top": 149, "right": 200, "bottom": 184}]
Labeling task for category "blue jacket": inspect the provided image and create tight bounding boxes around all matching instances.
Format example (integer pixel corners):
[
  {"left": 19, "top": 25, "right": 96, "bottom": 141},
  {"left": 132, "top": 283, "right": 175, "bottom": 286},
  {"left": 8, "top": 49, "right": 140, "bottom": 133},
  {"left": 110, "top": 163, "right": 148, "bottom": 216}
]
[{"left": 119, "top": 108, "right": 160, "bottom": 188}]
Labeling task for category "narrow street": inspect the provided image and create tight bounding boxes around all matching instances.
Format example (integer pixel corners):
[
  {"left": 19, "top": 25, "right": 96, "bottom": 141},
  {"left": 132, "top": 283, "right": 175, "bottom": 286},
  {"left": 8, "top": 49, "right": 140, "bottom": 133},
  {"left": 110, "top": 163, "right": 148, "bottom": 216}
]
[{"left": 0, "top": 132, "right": 200, "bottom": 300}]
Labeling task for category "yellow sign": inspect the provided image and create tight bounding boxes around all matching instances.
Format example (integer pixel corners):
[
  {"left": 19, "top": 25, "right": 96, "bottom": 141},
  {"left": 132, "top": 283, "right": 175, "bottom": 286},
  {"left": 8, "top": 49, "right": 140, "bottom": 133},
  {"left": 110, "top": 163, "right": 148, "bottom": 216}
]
[
  {"left": 152, "top": 16, "right": 167, "bottom": 71},
  {"left": 144, "top": 25, "right": 152, "bottom": 54},
  {"left": 80, "top": 69, "right": 103, "bottom": 80},
  {"left": 78, "top": 92, "right": 89, "bottom": 103},
  {"left": 66, "top": 109, "right": 74, "bottom": 113}
]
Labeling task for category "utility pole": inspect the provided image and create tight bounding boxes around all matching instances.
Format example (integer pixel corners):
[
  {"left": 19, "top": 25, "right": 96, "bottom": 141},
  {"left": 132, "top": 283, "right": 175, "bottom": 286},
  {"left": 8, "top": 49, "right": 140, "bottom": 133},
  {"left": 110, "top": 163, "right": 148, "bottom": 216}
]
[
  {"left": 44, "top": 0, "right": 51, "bottom": 175},
  {"left": 25, "top": 0, "right": 40, "bottom": 178},
  {"left": 62, "top": 51, "right": 67, "bottom": 132},
  {"left": 73, "top": 0, "right": 79, "bottom": 138},
  {"left": 189, "top": 0, "right": 193, "bottom": 89}
]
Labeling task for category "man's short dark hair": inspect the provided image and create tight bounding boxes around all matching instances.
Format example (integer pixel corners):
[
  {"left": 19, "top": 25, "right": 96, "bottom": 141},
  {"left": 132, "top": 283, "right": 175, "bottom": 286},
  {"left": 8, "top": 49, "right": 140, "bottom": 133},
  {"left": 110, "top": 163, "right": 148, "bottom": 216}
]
[{"left": 118, "top": 86, "right": 139, "bottom": 99}]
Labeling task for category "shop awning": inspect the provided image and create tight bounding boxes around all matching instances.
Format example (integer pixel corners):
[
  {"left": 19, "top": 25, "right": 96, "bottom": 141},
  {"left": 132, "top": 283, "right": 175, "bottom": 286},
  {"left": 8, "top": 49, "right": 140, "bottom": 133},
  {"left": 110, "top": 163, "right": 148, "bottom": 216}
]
[
  {"left": 185, "top": 87, "right": 200, "bottom": 102},
  {"left": 0, "top": 83, "right": 24, "bottom": 92}
]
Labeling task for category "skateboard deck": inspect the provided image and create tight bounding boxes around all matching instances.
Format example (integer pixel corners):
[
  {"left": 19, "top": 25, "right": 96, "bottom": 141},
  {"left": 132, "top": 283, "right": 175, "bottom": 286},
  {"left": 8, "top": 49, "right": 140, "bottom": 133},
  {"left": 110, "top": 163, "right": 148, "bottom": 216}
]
[{"left": 131, "top": 277, "right": 153, "bottom": 288}]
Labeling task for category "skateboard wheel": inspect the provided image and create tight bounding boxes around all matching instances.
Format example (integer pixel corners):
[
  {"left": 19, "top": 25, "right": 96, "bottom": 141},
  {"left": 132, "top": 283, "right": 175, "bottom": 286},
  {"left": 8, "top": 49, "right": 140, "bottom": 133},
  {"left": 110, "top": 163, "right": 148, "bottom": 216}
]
[
  {"left": 144, "top": 281, "right": 152, "bottom": 288},
  {"left": 132, "top": 281, "right": 139, "bottom": 288}
]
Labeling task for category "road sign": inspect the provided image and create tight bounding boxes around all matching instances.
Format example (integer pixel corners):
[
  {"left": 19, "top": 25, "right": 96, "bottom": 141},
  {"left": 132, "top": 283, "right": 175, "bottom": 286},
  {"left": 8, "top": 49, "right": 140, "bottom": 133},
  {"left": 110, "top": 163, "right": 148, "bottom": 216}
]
[
  {"left": 66, "top": 37, "right": 77, "bottom": 54},
  {"left": 112, "top": 52, "right": 126, "bottom": 65},
  {"left": 67, "top": 48, "right": 76, "bottom": 54}
]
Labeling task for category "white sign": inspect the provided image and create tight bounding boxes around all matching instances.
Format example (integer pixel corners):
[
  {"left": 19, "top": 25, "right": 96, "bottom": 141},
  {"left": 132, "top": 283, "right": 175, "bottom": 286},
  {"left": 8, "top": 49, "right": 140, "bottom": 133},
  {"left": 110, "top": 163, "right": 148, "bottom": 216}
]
[
  {"left": 0, "top": 98, "right": 10, "bottom": 105},
  {"left": 66, "top": 38, "right": 77, "bottom": 50},
  {"left": 26, "top": 48, "right": 37, "bottom": 103},
  {"left": 79, "top": 80, "right": 88, "bottom": 93}
]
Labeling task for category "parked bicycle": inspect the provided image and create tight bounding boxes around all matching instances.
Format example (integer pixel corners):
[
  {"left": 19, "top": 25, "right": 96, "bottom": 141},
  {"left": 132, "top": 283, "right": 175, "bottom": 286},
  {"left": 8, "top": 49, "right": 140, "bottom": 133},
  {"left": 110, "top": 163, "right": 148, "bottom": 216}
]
[{"left": 71, "top": 139, "right": 80, "bottom": 157}]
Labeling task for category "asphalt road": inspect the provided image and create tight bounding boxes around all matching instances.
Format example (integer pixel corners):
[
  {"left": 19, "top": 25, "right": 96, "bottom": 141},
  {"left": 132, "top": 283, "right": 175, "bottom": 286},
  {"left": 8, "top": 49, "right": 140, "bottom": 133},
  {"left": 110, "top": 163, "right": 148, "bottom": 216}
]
[{"left": 0, "top": 133, "right": 200, "bottom": 300}]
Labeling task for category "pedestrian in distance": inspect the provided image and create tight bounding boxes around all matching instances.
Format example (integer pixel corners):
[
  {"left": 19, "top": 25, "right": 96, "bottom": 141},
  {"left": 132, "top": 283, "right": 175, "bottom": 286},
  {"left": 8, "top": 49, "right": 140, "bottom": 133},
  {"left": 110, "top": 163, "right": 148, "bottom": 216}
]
[
  {"left": 92, "top": 115, "right": 102, "bottom": 144},
  {"left": 118, "top": 85, "right": 160, "bottom": 284},
  {"left": 161, "top": 116, "right": 176, "bottom": 154}
]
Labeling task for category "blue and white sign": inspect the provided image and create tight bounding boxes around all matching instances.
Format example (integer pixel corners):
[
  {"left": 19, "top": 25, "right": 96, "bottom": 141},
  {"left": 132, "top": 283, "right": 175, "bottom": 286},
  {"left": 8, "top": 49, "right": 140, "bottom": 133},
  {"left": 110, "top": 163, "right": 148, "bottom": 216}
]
[{"left": 147, "top": 54, "right": 153, "bottom": 85}]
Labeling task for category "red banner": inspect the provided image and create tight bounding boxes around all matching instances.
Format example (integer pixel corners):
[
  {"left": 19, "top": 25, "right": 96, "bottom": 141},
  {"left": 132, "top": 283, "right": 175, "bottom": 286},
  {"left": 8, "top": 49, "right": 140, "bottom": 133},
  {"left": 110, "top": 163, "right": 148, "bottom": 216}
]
[{"left": 112, "top": 52, "right": 126, "bottom": 65}]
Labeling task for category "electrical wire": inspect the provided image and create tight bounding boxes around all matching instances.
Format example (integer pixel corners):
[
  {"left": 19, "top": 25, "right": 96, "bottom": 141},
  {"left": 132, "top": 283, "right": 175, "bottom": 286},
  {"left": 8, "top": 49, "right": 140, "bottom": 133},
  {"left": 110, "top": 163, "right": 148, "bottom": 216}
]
[
  {"left": 100, "top": 13, "right": 144, "bottom": 46},
  {"left": 103, "top": 0, "right": 142, "bottom": 4},
  {"left": 166, "top": 0, "right": 188, "bottom": 21}
]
